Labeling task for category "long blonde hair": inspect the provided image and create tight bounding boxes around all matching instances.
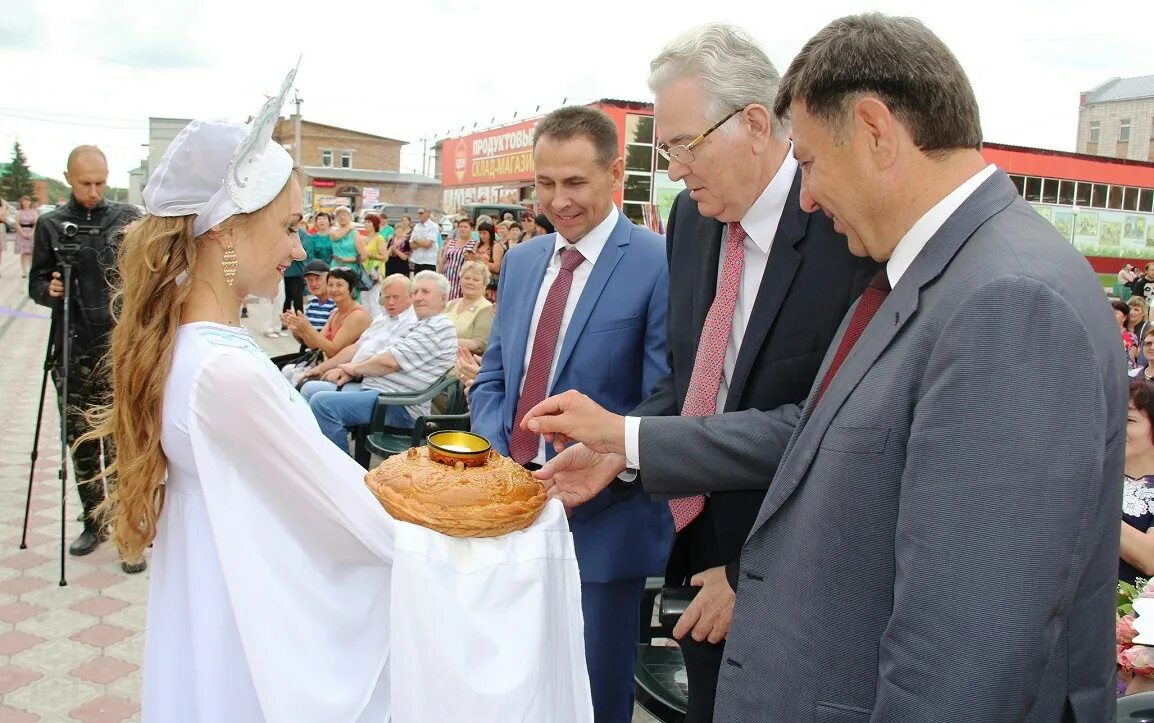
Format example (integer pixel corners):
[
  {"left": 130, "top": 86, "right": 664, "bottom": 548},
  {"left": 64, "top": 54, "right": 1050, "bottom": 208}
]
[
  {"left": 88, "top": 180, "right": 293, "bottom": 560},
  {"left": 87, "top": 214, "right": 200, "bottom": 560}
]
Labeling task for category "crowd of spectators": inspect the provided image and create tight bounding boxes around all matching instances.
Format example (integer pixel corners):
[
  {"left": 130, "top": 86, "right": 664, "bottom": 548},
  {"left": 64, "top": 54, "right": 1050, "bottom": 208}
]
[{"left": 272, "top": 204, "right": 551, "bottom": 455}]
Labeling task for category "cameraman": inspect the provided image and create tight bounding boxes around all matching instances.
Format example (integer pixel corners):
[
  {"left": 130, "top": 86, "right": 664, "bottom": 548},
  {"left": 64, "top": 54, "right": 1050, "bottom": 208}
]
[{"left": 28, "top": 145, "right": 144, "bottom": 573}]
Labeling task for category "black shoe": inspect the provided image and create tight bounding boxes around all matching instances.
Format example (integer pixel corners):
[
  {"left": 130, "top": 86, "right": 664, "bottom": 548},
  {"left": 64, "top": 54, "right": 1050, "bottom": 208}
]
[
  {"left": 68, "top": 527, "right": 104, "bottom": 556},
  {"left": 120, "top": 558, "right": 147, "bottom": 574}
]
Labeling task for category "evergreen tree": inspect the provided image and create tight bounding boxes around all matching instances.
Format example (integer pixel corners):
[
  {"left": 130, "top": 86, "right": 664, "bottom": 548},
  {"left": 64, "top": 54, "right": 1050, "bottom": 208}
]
[{"left": 0, "top": 142, "right": 35, "bottom": 200}]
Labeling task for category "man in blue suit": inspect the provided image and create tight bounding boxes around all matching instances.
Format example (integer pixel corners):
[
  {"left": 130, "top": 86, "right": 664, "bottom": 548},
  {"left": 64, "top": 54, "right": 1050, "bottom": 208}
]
[{"left": 470, "top": 105, "right": 672, "bottom": 722}]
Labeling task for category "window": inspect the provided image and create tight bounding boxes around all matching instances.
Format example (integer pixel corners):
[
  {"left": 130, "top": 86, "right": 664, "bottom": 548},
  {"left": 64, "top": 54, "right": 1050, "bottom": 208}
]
[
  {"left": 1041, "top": 178, "right": 1059, "bottom": 204},
  {"left": 1120, "top": 119, "right": 1132, "bottom": 143},
  {"left": 1008, "top": 174, "right": 1025, "bottom": 196},
  {"left": 321, "top": 149, "right": 333, "bottom": 167},
  {"left": 623, "top": 174, "right": 652, "bottom": 203},
  {"left": 1091, "top": 183, "right": 1109, "bottom": 208},
  {"left": 1024, "top": 177, "right": 1042, "bottom": 202},
  {"left": 1140, "top": 189, "right": 1154, "bottom": 214},
  {"left": 1108, "top": 185, "right": 1124, "bottom": 210},
  {"left": 656, "top": 153, "right": 669, "bottom": 172},
  {"left": 622, "top": 203, "right": 646, "bottom": 224},
  {"left": 1057, "top": 180, "right": 1075, "bottom": 206},
  {"left": 340, "top": 151, "right": 352, "bottom": 169},
  {"left": 625, "top": 145, "right": 654, "bottom": 172},
  {"left": 1088, "top": 121, "right": 1100, "bottom": 144},
  {"left": 1074, "top": 181, "right": 1092, "bottom": 207},
  {"left": 1124, "top": 186, "right": 1139, "bottom": 212},
  {"left": 625, "top": 114, "right": 655, "bottom": 145}
]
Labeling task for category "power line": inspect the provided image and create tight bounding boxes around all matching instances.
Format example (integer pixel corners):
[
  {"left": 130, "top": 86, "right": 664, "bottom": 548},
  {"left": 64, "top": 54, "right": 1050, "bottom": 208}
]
[{"left": 0, "top": 109, "right": 145, "bottom": 130}]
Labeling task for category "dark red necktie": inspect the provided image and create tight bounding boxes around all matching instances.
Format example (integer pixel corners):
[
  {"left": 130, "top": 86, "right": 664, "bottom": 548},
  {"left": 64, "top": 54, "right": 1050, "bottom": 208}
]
[
  {"left": 669, "top": 222, "right": 746, "bottom": 532},
  {"left": 813, "top": 269, "right": 890, "bottom": 407},
  {"left": 510, "top": 246, "right": 586, "bottom": 464}
]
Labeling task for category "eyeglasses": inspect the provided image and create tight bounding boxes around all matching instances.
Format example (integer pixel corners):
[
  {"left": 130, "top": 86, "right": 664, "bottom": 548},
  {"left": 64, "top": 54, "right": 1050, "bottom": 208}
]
[{"left": 657, "top": 107, "right": 746, "bottom": 165}]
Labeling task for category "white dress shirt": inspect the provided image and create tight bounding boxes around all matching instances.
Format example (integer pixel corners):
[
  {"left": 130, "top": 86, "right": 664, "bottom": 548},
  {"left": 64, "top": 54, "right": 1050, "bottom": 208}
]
[
  {"left": 624, "top": 150, "right": 799, "bottom": 468},
  {"left": 409, "top": 219, "right": 442, "bottom": 266},
  {"left": 885, "top": 164, "right": 996, "bottom": 288},
  {"left": 352, "top": 305, "right": 418, "bottom": 363},
  {"left": 521, "top": 205, "right": 618, "bottom": 464}
]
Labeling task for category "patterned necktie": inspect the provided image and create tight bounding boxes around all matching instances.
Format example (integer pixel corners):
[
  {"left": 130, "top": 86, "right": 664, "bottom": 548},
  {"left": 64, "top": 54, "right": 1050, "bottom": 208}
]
[
  {"left": 812, "top": 269, "right": 891, "bottom": 407},
  {"left": 669, "top": 222, "right": 747, "bottom": 532},
  {"left": 510, "top": 246, "right": 587, "bottom": 464}
]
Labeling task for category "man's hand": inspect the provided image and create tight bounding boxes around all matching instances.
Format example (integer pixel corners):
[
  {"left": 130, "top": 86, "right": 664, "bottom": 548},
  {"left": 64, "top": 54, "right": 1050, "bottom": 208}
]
[
  {"left": 48, "top": 271, "right": 64, "bottom": 298},
  {"left": 323, "top": 368, "right": 352, "bottom": 386},
  {"left": 300, "top": 365, "right": 324, "bottom": 381},
  {"left": 533, "top": 443, "right": 627, "bottom": 509},
  {"left": 337, "top": 363, "right": 364, "bottom": 381},
  {"left": 352, "top": 352, "right": 397, "bottom": 378},
  {"left": 672, "top": 566, "right": 735, "bottom": 645},
  {"left": 520, "top": 390, "right": 627, "bottom": 455}
]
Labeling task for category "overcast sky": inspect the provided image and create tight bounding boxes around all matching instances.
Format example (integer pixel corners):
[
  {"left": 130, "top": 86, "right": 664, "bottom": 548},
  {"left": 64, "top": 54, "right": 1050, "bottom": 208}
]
[{"left": 0, "top": 0, "right": 1150, "bottom": 190}]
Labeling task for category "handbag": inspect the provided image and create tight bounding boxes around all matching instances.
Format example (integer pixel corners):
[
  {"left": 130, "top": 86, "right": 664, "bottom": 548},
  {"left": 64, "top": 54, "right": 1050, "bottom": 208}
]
[{"left": 353, "top": 263, "right": 374, "bottom": 292}]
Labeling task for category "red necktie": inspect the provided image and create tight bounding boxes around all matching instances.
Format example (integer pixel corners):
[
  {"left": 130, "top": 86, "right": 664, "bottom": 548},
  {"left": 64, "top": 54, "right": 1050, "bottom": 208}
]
[
  {"left": 812, "top": 269, "right": 891, "bottom": 407},
  {"left": 669, "top": 222, "right": 746, "bottom": 532},
  {"left": 510, "top": 246, "right": 586, "bottom": 464}
]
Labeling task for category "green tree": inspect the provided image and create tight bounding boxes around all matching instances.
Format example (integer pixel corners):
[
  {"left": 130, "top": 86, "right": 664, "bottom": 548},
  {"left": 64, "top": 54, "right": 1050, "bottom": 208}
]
[{"left": 0, "top": 142, "right": 35, "bottom": 200}]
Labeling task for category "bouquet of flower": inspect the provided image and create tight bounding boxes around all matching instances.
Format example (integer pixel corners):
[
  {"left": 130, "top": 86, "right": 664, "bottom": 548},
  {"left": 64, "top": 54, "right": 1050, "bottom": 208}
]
[{"left": 1119, "top": 578, "right": 1154, "bottom": 688}]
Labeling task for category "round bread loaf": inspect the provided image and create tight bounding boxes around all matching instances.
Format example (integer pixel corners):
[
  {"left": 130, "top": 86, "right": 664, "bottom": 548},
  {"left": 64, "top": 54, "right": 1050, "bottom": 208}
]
[{"left": 365, "top": 447, "right": 548, "bottom": 537}]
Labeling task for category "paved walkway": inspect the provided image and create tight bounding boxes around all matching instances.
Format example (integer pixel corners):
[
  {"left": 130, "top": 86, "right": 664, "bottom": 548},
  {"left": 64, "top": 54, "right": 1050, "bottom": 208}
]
[{"left": 0, "top": 252, "right": 659, "bottom": 722}]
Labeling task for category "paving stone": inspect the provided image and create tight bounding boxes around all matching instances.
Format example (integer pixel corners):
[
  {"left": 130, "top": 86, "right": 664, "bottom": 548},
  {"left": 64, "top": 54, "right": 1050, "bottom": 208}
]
[
  {"left": 0, "top": 663, "right": 43, "bottom": 694},
  {"left": 3, "top": 675, "right": 104, "bottom": 718},
  {"left": 71, "top": 596, "right": 129, "bottom": 618},
  {"left": 71, "top": 623, "right": 134, "bottom": 649},
  {"left": 69, "top": 694, "right": 140, "bottom": 723},
  {"left": 0, "top": 629, "right": 45, "bottom": 655},
  {"left": 0, "top": 600, "right": 47, "bottom": 624},
  {"left": 11, "top": 637, "right": 99, "bottom": 675},
  {"left": 69, "top": 655, "right": 138, "bottom": 686},
  {"left": 0, "top": 704, "right": 39, "bottom": 722}
]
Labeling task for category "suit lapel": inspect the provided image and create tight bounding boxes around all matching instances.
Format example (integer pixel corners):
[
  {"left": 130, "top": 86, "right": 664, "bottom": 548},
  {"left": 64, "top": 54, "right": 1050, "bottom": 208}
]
[
  {"left": 689, "top": 213, "right": 724, "bottom": 353},
  {"left": 551, "top": 214, "right": 631, "bottom": 389},
  {"left": 506, "top": 239, "right": 556, "bottom": 400},
  {"left": 750, "top": 170, "right": 1021, "bottom": 532},
  {"left": 727, "top": 172, "right": 807, "bottom": 409}
]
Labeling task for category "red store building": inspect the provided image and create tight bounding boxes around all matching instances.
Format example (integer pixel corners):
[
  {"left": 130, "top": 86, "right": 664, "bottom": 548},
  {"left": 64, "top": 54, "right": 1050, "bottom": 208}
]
[{"left": 434, "top": 99, "right": 662, "bottom": 225}]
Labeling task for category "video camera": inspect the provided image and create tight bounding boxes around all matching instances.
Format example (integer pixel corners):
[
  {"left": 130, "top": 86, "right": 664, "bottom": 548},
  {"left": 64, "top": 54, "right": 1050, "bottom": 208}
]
[{"left": 55, "top": 221, "right": 101, "bottom": 260}]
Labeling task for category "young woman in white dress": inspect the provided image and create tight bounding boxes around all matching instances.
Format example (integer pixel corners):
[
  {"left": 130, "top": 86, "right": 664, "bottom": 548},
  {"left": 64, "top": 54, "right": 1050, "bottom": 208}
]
[{"left": 83, "top": 71, "right": 593, "bottom": 723}]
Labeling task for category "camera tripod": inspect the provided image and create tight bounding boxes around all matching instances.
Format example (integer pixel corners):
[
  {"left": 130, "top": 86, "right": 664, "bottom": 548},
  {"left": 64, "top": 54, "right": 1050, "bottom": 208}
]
[{"left": 18, "top": 252, "right": 84, "bottom": 587}]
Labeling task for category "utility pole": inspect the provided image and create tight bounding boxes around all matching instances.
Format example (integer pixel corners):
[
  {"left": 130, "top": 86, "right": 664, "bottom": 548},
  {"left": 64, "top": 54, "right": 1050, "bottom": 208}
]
[
  {"left": 292, "top": 89, "right": 303, "bottom": 166},
  {"left": 420, "top": 137, "right": 428, "bottom": 177}
]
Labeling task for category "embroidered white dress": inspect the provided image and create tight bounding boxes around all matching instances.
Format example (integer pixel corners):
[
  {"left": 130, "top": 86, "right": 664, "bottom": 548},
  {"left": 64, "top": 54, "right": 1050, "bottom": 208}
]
[{"left": 143, "top": 322, "right": 592, "bottom": 723}]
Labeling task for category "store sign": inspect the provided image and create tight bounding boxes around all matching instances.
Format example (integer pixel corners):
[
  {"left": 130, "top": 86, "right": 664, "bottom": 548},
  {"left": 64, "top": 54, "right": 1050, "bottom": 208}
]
[
  {"left": 316, "top": 195, "right": 351, "bottom": 210},
  {"left": 442, "top": 186, "right": 525, "bottom": 213},
  {"left": 441, "top": 119, "right": 538, "bottom": 185},
  {"left": 363, "top": 187, "right": 380, "bottom": 205},
  {"left": 312, "top": 179, "right": 336, "bottom": 188}
]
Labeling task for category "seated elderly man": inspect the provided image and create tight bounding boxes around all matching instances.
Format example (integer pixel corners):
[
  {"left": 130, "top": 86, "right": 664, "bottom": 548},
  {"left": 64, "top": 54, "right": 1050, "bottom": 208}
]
[
  {"left": 299, "top": 273, "right": 418, "bottom": 398},
  {"left": 307, "top": 271, "right": 458, "bottom": 454}
]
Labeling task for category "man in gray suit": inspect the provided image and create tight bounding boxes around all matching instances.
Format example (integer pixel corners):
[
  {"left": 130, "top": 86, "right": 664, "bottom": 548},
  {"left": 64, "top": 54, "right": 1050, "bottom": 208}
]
[{"left": 524, "top": 13, "right": 1124, "bottom": 721}]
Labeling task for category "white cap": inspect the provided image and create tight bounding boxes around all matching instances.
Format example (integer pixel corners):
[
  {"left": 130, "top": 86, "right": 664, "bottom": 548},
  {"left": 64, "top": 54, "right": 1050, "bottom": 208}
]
[{"left": 142, "top": 65, "right": 297, "bottom": 237}]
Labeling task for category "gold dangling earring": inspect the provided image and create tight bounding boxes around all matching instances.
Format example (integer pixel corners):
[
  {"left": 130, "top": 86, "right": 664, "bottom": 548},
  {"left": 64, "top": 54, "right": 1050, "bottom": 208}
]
[{"left": 222, "top": 243, "right": 238, "bottom": 287}]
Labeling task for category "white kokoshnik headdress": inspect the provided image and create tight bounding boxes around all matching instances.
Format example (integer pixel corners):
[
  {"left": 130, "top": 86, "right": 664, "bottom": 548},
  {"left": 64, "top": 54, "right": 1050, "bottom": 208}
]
[{"left": 143, "top": 64, "right": 298, "bottom": 237}]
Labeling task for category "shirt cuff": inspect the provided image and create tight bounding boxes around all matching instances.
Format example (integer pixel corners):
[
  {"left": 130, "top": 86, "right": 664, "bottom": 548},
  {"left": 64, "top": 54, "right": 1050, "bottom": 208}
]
[{"left": 625, "top": 416, "right": 642, "bottom": 469}]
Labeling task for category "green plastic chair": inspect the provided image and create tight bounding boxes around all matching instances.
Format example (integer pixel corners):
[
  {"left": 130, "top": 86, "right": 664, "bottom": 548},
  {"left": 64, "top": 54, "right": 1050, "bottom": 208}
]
[{"left": 352, "top": 372, "right": 471, "bottom": 466}]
